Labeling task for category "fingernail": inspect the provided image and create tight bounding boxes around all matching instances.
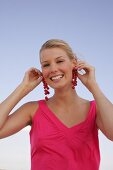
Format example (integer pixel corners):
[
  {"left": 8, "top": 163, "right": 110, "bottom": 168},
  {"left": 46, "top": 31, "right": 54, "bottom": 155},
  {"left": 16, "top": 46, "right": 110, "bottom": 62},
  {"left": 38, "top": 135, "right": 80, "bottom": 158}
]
[{"left": 38, "top": 76, "right": 43, "bottom": 80}]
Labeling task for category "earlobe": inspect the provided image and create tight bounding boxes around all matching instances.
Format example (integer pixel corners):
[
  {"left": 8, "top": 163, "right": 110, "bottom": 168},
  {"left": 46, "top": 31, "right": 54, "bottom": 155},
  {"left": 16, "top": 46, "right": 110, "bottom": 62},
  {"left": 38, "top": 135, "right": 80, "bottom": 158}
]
[{"left": 72, "top": 58, "right": 77, "bottom": 67}]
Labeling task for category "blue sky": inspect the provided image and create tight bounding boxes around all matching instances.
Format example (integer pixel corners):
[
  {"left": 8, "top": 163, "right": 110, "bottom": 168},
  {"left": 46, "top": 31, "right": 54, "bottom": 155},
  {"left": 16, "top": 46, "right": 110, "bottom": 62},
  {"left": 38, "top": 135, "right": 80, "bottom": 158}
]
[{"left": 0, "top": 0, "right": 113, "bottom": 169}]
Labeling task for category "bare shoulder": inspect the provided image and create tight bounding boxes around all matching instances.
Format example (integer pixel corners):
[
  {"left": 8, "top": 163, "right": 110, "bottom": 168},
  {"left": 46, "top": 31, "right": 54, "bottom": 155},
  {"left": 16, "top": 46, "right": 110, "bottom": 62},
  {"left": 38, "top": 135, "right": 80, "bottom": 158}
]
[
  {"left": 23, "top": 101, "right": 39, "bottom": 119},
  {"left": 79, "top": 98, "right": 91, "bottom": 113},
  {"left": 80, "top": 98, "right": 90, "bottom": 106}
]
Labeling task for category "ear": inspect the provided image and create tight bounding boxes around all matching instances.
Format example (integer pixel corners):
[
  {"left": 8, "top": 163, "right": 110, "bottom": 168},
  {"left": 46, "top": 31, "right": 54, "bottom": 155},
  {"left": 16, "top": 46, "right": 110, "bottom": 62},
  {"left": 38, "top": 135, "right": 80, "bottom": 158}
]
[{"left": 72, "top": 58, "right": 77, "bottom": 67}]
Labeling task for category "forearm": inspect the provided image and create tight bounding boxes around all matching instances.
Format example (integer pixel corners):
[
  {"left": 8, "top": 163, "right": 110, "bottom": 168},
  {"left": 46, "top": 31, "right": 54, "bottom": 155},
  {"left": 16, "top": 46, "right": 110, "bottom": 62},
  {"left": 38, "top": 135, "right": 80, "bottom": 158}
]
[
  {"left": 77, "top": 60, "right": 113, "bottom": 139},
  {"left": 90, "top": 82, "right": 113, "bottom": 137},
  {"left": 0, "top": 83, "right": 29, "bottom": 128}
]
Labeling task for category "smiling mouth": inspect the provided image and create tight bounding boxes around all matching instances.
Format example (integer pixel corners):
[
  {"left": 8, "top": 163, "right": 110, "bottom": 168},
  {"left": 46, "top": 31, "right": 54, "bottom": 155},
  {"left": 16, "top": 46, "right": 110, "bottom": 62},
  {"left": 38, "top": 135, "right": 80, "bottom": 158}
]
[{"left": 50, "top": 75, "right": 64, "bottom": 81}]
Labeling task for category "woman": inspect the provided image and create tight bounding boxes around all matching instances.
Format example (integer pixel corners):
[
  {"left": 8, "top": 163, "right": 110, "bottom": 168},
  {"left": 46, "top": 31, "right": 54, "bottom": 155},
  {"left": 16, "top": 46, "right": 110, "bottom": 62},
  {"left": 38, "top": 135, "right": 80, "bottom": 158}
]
[{"left": 0, "top": 39, "right": 113, "bottom": 170}]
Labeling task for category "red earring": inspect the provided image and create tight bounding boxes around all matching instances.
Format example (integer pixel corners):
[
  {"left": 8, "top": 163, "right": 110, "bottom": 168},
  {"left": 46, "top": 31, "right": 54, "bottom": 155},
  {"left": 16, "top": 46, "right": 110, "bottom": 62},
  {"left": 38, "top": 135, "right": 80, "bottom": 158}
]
[
  {"left": 72, "top": 68, "right": 77, "bottom": 89},
  {"left": 42, "top": 77, "right": 50, "bottom": 101}
]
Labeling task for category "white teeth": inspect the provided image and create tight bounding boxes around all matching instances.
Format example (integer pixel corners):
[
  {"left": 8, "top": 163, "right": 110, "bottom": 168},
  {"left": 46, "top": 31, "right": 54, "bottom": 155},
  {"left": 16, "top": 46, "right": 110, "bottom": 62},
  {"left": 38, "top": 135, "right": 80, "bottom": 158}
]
[{"left": 51, "top": 75, "right": 63, "bottom": 80}]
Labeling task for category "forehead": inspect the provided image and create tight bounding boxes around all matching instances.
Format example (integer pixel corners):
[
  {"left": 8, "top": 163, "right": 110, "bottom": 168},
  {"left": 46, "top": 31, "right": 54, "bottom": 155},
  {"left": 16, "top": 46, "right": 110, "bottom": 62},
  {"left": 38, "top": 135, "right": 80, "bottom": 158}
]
[{"left": 40, "top": 48, "right": 67, "bottom": 62}]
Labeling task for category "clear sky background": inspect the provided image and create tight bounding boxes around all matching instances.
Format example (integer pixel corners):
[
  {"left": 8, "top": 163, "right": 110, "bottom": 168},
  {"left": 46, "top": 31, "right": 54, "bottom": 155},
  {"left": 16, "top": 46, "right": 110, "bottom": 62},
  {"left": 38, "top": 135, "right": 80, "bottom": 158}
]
[{"left": 0, "top": 0, "right": 113, "bottom": 169}]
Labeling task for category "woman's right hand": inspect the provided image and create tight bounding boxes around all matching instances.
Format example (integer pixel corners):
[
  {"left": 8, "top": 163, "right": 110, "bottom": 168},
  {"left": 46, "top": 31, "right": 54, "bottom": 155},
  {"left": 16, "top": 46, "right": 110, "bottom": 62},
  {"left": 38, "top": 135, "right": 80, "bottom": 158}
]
[
  {"left": 21, "top": 67, "right": 43, "bottom": 93},
  {"left": 0, "top": 67, "right": 42, "bottom": 136}
]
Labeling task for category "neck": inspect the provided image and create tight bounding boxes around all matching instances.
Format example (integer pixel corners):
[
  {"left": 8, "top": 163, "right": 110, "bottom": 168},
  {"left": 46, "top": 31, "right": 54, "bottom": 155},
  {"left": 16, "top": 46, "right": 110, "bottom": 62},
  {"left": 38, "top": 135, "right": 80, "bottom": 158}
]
[{"left": 51, "top": 87, "right": 79, "bottom": 105}]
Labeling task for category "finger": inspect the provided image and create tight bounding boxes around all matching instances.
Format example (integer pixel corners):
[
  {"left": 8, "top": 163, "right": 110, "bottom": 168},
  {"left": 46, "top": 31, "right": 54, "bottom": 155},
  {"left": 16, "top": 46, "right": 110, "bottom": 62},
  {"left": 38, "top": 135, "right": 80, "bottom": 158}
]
[
  {"left": 37, "top": 76, "right": 43, "bottom": 81},
  {"left": 76, "top": 61, "right": 94, "bottom": 71},
  {"left": 75, "top": 64, "right": 87, "bottom": 71},
  {"left": 76, "top": 60, "right": 86, "bottom": 65},
  {"left": 76, "top": 62, "right": 91, "bottom": 72},
  {"left": 75, "top": 61, "right": 86, "bottom": 68},
  {"left": 27, "top": 68, "right": 42, "bottom": 77},
  {"left": 33, "top": 68, "right": 42, "bottom": 76}
]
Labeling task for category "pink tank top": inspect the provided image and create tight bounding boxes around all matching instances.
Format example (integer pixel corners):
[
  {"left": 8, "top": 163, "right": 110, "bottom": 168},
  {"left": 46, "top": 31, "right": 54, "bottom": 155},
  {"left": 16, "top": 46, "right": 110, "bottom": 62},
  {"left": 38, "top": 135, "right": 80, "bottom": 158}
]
[{"left": 30, "top": 100, "right": 100, "bottom": 170}]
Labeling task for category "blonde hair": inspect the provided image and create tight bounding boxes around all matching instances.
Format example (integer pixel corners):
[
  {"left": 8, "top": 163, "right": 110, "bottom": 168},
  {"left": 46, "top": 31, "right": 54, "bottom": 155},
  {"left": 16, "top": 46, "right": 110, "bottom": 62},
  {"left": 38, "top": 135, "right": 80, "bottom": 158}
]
[{"left": 39, "top": 39, "right": 77, "bottom": 60}]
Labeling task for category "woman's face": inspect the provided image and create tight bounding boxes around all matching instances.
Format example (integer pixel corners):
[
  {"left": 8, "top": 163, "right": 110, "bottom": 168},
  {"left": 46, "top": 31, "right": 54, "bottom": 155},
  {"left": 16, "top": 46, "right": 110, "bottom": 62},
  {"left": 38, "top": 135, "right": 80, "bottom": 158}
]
[{"left": 40, "top": 47, "right": 76, "bottom": 90}]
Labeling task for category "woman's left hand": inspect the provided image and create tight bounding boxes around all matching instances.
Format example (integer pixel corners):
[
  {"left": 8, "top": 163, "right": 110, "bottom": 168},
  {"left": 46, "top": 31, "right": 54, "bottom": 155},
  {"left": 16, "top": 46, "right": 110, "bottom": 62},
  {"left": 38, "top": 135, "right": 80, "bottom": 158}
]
[{"left": 75, "top": 60, "right": 97, "bottom": 91}]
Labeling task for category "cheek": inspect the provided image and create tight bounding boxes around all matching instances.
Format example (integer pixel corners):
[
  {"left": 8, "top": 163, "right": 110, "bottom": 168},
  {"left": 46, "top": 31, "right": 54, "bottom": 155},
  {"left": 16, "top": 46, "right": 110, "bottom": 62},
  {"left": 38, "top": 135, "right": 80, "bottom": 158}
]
[
  {"left": 63, "top": 65, "right": 72, "bottom": 74},
  {"left": 66, "top": 67, "right": 73, "bottom": 79},
  {"left": 42, "top": 68, "right": 50, "bottom": 78}
]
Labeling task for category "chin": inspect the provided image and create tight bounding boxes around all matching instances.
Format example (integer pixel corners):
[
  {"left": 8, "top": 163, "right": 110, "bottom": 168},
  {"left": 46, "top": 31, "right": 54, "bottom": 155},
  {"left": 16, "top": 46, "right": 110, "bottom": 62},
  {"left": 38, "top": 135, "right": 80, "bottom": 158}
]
[{"left": 51, "top": 84, "right": 70, "bottom": 91}]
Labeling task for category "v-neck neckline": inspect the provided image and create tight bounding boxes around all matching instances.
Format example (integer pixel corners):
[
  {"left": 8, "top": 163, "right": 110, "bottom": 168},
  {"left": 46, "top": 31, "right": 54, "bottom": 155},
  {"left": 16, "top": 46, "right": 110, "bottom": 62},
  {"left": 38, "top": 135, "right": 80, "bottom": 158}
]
[{"left": 39, "top": 100, "right": 93, "bottom": 131}]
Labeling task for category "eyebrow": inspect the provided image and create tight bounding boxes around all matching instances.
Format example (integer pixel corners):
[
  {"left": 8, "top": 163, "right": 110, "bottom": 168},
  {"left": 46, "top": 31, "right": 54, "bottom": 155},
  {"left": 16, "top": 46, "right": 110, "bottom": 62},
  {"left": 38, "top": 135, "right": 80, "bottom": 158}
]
[{"left": 41, "top": 56, "right": 64, "bottom": 63}]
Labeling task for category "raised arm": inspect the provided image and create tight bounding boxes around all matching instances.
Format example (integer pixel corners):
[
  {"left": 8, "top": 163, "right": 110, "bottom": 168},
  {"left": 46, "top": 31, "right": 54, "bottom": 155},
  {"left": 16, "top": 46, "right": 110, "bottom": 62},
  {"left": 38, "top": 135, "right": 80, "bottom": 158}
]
[
  {"left": 0, "top": 68, "right": 42, "bottom": 138},
  {"left": 76, "top": 61, "right": 113, "bottom": 141}
]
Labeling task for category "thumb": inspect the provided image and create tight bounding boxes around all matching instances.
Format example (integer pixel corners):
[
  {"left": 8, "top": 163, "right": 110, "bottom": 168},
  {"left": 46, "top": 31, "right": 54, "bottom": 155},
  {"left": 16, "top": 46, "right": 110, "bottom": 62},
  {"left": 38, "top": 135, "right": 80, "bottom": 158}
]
[
  {"left": 37, "top": 76, "right": 43, "bottom": 83},
  {"left": 77, "top": 72, "right": 83, "bottom": 80}
]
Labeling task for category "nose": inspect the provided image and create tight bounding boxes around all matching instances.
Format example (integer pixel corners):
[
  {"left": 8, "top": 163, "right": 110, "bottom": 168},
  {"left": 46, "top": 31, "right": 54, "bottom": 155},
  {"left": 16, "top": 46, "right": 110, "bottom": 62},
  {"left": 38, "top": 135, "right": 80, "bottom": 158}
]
[{"left": 50, "top": 63, "right": 58, "bottom": 73}]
